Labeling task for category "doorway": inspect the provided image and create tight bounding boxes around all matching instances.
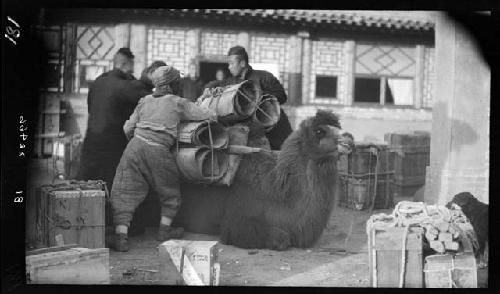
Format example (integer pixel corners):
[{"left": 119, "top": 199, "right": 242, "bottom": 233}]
[{"left": 199, "top": 62, "right": 231, "bottom": 86}]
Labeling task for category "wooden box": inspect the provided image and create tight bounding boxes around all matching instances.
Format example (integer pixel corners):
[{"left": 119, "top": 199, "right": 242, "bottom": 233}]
[
  {"left": 26, "top": 246, "right": 110, "bottom": 284},
  {"left": 63, "top": 135, "right": 83, "bottom": 180},
  {"left": 32, "top": 181, "right": 106, "bottom": 249},
  {"left": 338, "top": 174, "right": 393, "bottom": 210},
  {"left": 159, "top": 240, "right": 220, "bottom": 286},
  {"left": 424, "top": 253, "right": 477, "bottom": 288},
  {"left": 338, "top": 142, "right": 395, "bottom": 175},
  {"left": 368, "top": 227, "right": 424, "bottom": 288},
  {"left": 384, "top": 131, "right": 430, "bottom": 198}
]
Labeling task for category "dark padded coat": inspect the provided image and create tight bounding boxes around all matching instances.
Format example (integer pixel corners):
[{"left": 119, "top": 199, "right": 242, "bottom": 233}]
[
  {"left": 205, "top": 66, "right": 293, "bottom": 150},
  {"left": 77, "top": 69, "right": 151, "bottom": 191}
]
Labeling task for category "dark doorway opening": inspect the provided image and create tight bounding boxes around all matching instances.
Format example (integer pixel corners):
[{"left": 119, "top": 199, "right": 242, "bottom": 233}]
[{"left": 199, "top": 62, "right": 231, "bottom": 86}]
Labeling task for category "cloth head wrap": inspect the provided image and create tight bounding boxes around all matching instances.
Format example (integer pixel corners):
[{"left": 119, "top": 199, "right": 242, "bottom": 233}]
[{"left": 151, "top": 65, "right": 181, "bottom": 96}]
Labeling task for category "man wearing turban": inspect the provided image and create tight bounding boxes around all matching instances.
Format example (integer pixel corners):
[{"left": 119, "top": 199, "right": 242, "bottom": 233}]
[{"left": 111, "top": 65, "right": 217, "bottom": 252}]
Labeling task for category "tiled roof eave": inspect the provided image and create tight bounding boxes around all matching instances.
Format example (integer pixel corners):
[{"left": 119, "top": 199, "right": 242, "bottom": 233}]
[{"left": 171, "top": 9, "right": 435, "bottom": 32}]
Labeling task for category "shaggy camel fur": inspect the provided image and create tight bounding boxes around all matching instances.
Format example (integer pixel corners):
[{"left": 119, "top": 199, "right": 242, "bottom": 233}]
[{"left": 173, "top": 110, "right": 344, "bottom": 250}]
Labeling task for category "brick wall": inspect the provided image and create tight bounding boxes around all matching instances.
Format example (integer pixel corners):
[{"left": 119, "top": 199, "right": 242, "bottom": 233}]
[
  {"left": 283, "top": 104, "right": 432, "bottom": 142},
  {"left": 309, "top": 40, "right": 346, "bottom": 104},
  {"left": 422, "top": 47, "right": 435, "bottom": 108},
  {"left": 147, "top": 27, "right": 198, "bottom": 73},
  {"left": 201, "top": 31, "right": 238, "bottom": 56},
  {"left": 250, "top": 34, "right": 291, "bottom": 93}
]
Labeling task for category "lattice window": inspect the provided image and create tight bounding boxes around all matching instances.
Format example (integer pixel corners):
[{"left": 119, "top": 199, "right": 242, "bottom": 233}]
[
  {"left": 310, "top": 40, "right": 345, "bottom": 104},
  {"left": 147, "top": 28, "right": 189, "bottom": 74},
  {"left": 353, "top": 44, "right": 417, "bottom": 106},
  {"left": 201, "top": 32, "right": 238, "bottom": 56},
  {"left": 75, "top": 25, "right": 116, "bottom": 93},
  {"left": 250, "top": 35, "right": 290, "bottom": 93},
  {"left": 355, "top": 44, "right": 416, "bottom": 77},
  {"left": 422, "top": 47, "right": 435, "bottom": 108}
]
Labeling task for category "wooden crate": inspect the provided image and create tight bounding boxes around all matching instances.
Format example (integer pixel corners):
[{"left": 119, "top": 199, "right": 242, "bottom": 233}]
[
  {"left": 26, "top": 246, "right": 110, "bottom": 284},
  {"left": 41, "top": 94, "right": 62, "bottom": 156},
  {"left": 31, "top": 181, "right": 106, "bottom": 249},
  {"left": 385, "top": 131, "right": 430, "bottom": 198},
  {"left": 393, "top": 183, "right": 424, "bottom": 200},
  {"left": 338, "top": 142, "right": 394, "bottom": 175},
  {"left": 423, "top": 253, "right": 477, "bottom": 288},
  {"left": 368, "top": 227, "right": 424, "bottom": 288},
  {"left": 338, "top": 174, "right": 393, "bottom": 210},
  {"left": 63, "top": 135, "right": 83, "bottom": 179}
]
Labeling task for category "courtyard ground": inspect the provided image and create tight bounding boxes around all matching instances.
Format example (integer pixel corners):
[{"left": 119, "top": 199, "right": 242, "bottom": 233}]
[{"left": 26, "top": 158, "right": 488, "bottom": 287}]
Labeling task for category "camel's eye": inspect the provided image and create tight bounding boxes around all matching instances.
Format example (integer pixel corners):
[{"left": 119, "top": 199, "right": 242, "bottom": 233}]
[{"left": 315, "top": 129, "right": 326, "bottom": 137}]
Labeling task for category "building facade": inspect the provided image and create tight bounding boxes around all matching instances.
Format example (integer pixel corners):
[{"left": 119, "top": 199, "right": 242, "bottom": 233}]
[{"left": 35, "top": 9, "right": 436, "bottom": 156}]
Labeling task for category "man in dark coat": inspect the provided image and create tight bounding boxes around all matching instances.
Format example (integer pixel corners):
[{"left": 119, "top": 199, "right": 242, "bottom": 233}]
[
  {"left": 77, "top": 48, "right": 154, "bottom": 226},
  {"left": 205, "top": 46, "right": 293, "bottom": 150},
  {"left": 179, "top": 63, "right": 204, "bottom": 102}
]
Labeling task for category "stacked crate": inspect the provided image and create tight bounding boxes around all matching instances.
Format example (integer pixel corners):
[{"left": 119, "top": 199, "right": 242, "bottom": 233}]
[
  {"left": 26, "top": 246, "right": 110, "bottom": 284},
  {"left": 368, "top": 227, "right": 424, "bottom": 287},
  {"left": 29, "top": 181, "right": 107, "bottom": 249},
  {"left": 338, "top": 142, "right": 395, "bottom": 210},
  {"left": 384, "top": 131, "right": 430, "bottom": 199},
  {"left": 34, "top": 93, "right": 66, "bottom": 157}
]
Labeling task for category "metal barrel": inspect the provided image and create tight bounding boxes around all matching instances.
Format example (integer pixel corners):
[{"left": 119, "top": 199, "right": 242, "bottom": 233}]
[
  {"left": 175, "top": 147, "right": 229, "bottom": 183},
  {"left": 199, "top": 80, "right": 260, "bottom": 124},
  {"left": 177, "top": 121, "right": 229, "bottom": 149},
  {"left": 253, "top": 94, "right": 280, "bottom": 131}
]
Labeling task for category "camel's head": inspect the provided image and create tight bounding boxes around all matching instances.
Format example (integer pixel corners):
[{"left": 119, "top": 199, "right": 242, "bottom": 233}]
[{"left": 298, "top": 110, "right": 352, "bottom": 162}]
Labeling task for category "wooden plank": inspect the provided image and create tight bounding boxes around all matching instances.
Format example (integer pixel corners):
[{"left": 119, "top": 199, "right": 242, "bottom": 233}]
[
  {"left": 26, "top": 244, "right": 78, "bottom": 256},
  {"left": 373, "top": 228, "right": 423, "bottom": 251},
  {"left": 370, "top": 227, "right": 424, "bottom": 288},
  {"left": 26, "top": 248, "right": 109, "bottom": 284},
  {"left": 404, "top": 245, "right": 423, "bottom": 287},
  {"left": 377, "top": 250, "right": 401, "bottom": 287}
]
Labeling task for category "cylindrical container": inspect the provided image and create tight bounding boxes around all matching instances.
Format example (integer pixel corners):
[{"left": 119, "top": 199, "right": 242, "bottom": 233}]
[
  {"left": 198, "top": 80, "right": 260, "bottom": 124},
  {"left": 175, "top": 147, "right": 229, "bottom": 183},
  {"left": 253, "top": 94, "right": 280, "bottom": 131},
  {"left": 177, "top": 121, "right": 229, "bottom": 149}
]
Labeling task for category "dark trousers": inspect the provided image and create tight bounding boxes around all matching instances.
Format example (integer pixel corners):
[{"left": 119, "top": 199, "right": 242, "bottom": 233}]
[
  {"left": 77, "top": 134, "right": 127, "bottom": 227},
  {"left": 266, "top": 109, "right": 293, "bottom": 150},
  {"left": 111, "top": 137, "right": 181, "bottom": 228}
]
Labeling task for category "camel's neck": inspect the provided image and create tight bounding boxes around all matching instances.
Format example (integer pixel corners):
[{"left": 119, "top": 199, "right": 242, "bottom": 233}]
[
  {"left": 267, "top": 130, "right": 338, "bottom": 246},
  {"left": 275, "top": 131, "right": 337, "bottom": 193}
]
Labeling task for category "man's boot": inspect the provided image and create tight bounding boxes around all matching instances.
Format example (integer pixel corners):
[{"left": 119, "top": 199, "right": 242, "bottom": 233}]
[
  {"left": 157, "top": 225, "right": 184, "bottom": 241},
  {"left": 114, "top": 233, "right": 130, "bottom": 252}
]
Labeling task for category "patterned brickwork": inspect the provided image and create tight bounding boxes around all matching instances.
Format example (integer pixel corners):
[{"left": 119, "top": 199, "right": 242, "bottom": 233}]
[
  {"left": 201, "top": 31, "right": 239, "bottom": 56},
  {"left": 76, "top": 26, "right": 116, "bottom": 60},
  {"left": 422, "top": 47, "right": 435, "bottom": 108},
  {"left": 355, "top": 44, "right": 416, "bottom": 77},
  {"left": 147, "top": 28, "right": 190, "bottom": 73},
  {"left": 75, "top": 25, "right": 116, "bottom": 93},
  {"left": 310, "top": 40, "right": 346, "bottom": 104},
  {"left": 250, "top": 35, "right": 291, "bottom": 93}
]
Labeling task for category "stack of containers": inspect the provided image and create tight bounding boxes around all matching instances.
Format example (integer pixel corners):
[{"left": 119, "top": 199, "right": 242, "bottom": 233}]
[
  {"left": 175, "top": 80, "right": 281, "bottom": 186},
  {"left": 384, "top": 131, "right": 431, "bottom": 199},
  {"left": 337, "top": 142, "right": 395, "bottom": 210}
]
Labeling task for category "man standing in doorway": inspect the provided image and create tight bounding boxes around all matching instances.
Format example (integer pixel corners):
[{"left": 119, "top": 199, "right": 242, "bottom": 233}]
[
  {"left": 205, "top": 46, "right": 293, "bottom": 150},
  {"left": 179, "top": 62, "right": 204, "bottom": 102}
]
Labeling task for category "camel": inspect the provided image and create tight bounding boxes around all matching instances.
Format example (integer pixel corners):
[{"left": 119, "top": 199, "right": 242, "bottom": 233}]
[{"left": 172, "top": 110, "right": 348, "bottom": 250}]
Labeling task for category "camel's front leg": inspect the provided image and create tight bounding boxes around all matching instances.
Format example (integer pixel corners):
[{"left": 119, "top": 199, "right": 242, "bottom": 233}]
[{"left": 265, "top": 226, "right": 291, "bottom": 251}]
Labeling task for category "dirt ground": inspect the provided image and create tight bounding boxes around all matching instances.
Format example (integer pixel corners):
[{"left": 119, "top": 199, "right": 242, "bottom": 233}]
[
  {"left": 27, "top": 159, "right": 488, "bottom": 287},
  {"left": 109, "top": 207, "right": 374, "bottom": 287}
]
